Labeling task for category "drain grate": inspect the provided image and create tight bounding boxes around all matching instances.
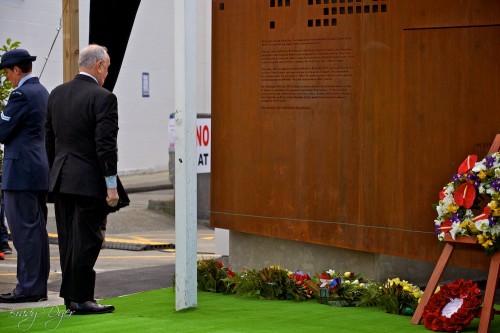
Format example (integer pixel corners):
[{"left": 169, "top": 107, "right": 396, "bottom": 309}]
[{"left": 103, "top": 242, "right": 175, "bottom": 251}]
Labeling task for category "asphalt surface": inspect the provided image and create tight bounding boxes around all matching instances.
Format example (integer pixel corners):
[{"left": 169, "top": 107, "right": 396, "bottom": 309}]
[{"left": 0, "top": 172, "right": 220, "bottom": 311}]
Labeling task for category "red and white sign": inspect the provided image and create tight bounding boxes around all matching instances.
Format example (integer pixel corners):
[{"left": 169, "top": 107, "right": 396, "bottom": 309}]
[
  {"left": 196, "top": 118, "right": 211, "bottom": 173},
  {"left": 168, "top": 116, "right": 211, "bottom": 174}
]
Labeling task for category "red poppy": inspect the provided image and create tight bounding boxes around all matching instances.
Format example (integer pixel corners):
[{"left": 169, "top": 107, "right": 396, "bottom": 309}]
[{"left": 423, "top": 279, "right": 482, "bottom": 332}]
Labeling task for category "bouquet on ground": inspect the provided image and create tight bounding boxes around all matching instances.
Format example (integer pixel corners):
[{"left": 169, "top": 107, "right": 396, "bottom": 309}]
[
  {"left": 378, "top": 277, "right": 422, "bottom": 315},
  {"left": 307, "top": 269, "right": 374, "bottom": 307},
  {"left": 197, "top": 258, "right": 235, "bottom": 294}
]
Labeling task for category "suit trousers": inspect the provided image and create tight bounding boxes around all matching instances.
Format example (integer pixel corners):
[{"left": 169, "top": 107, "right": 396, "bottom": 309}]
[
  {"left": 54, "top": 193, "right": 107, "bottom": 302},
  {"left": 4, "top": 190, "right": 49, "bottom": 296}
]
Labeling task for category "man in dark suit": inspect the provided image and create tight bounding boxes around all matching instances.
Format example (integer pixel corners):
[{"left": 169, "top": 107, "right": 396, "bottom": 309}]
[
  {"left": 46, "top": 44, "right": 119, "bottom": 314},
  {"left": 0, "top": 49, "right": 50, "bottom": 303}
]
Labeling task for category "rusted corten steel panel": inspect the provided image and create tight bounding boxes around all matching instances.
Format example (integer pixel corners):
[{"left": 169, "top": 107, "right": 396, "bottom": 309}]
[{"left": 211, "top": 0, "right": 500, "bottom": 269}]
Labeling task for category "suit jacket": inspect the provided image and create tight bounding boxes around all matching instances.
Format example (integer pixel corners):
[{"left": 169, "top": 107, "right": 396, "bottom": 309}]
[
  {"left": 0, "top": 77, "right": 50, "bottom": 191},
  {"left": 46, "top": 74, "right": 118, "bottom": 198}
]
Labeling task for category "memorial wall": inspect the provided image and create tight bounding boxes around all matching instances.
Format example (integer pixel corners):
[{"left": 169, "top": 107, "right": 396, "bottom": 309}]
[{"left": 211, "top": 0, "right": 500, "bottom": 270}]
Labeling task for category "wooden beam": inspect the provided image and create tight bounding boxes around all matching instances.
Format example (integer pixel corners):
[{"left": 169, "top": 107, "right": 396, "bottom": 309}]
[{"left": 62, "top": 0, "right": 79, "bottom": 82}]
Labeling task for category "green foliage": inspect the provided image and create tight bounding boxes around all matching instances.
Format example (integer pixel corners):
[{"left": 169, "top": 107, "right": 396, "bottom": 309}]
[
  {"left": 377, "top": 278, "right": 421, "bottom": 316},
  {"left": 327, "top": 282, "right": 372, "bottom": 307},
  {"left": 197, "top": 258, "right": 235, "bottom": 294},
  {"left": 0, "top": 38, "right": 21, "bottom": 111},
  {"left": 229, "top": 266, "right": 307, "bottom": 301},
  {"left": 230, "top": 268, "right": 263, "bottom": 297},
  {"left": 0, "top": 38, "right": 20, "bottom": 174},
  {"left": 357, "top": 283, "right": 383, "bottom": 307}
]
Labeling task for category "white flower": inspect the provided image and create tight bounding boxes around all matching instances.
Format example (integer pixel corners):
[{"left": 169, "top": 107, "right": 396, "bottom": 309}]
[
  {"left": 472, "top": 162, "right": 487, "bottom": 172},
  {"left": 475, "top": 219, "right": 489, "bottom": 232},
  {"left": 491, "top": 224, "right": 500, "bottom": 236},
  {"left": 479, "top": 185, "right": 486, "bottom": 194}
]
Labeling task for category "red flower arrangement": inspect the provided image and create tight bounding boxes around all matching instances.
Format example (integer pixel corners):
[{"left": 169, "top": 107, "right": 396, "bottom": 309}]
[
  {"left": 422, "top": 279, "right": 482, "bottom": 332},
  {"left": 289, "top": 270, "right": 314, "bottom": 299}
]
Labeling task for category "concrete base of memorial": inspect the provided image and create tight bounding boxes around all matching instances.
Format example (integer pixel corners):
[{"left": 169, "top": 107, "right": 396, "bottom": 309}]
[{"left": 228, "top": 231, "right": 487, "bottom": 286}]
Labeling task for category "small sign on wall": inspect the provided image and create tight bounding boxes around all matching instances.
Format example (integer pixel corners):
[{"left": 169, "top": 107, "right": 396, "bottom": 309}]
[{"left": 142, "top": 72, "right": 150, "bottom": 97}]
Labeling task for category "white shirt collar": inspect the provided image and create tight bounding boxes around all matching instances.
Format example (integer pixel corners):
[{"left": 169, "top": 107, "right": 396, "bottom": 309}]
[{"left": 79, "top": 71, "right": 98, "bottom": 84}]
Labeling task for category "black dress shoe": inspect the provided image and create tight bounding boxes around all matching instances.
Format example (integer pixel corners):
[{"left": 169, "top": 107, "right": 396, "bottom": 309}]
[
  {"left": 0, "top": 289, "right": 48, "bottom": 303},
  {"left": 69, "top": 300, "right": 115, "bottom": 315}
]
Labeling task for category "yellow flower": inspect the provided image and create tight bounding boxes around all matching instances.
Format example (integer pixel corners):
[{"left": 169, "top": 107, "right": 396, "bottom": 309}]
[
  {"left": 482, "top": 240, "right": 494, "bottom": 249},
  {"left": 387, "top": 277, "right": 400, "bottom": 287},
  {"left": 447, "top": 204, "right": 459, "bottom": 213},
  {"left": 478, "top": 234, "right": 494, "bottom": 248},
  {"left": 491, "top": 201, "right": 498, "bottom": 209},
  {"left": 459, "top": 220, "right": 470, "bottom": 229},
  {"left": 478, "top": 170, "right": 487, "bottom": 180}
]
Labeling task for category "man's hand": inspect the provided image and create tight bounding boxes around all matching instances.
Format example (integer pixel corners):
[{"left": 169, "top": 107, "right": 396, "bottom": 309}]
[{"left": 106, "top": 188, "right": 119, "bottom": 207}]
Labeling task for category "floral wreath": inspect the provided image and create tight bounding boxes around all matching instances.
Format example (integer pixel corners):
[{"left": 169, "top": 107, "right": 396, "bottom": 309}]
[
  {"left": 422, "top": 279, "right": 482, "bottom": 332},
  {"left": 435, "top": 152, "right": 500, "bottom": 255}
]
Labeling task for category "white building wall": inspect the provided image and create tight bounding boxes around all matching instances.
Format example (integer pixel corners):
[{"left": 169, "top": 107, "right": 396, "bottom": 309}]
[
  {"left": 113, "top": 1, "right": 174, "bottom": 173},
  {"left": 0, "top": 0, "right": 212, "bottom": 175}
]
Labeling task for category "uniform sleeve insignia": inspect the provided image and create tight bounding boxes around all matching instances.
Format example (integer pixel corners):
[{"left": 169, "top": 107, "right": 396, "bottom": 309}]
[{"left": 1, "top": 112, "right": 11, "bottom": 121}]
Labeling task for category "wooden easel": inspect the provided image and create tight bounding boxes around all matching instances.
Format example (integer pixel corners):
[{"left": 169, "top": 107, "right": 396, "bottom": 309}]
[{"left": 411, "top": 134, "right": 500, "bottom": 333}]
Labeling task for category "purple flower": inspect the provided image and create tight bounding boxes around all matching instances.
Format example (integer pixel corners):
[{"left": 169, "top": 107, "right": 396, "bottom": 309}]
[
  {"left": 451, "top": 174, "right": 460, "bottom": 182},
  {"left": 486, "top": 156, "right": 495, "bottom": 168},
  {"left": 466, "top": 173, "right": 478, "bottom": 182},
  {"left": 451, "top": 213, "right": 461, "bottom": 223},
  {"left": 490, "top": 179, "right": 500, "bottom": 192}
]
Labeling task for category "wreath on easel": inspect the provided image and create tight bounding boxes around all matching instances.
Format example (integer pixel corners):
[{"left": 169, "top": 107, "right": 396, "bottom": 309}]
[
  {"left": 434, "top": 152, "right": 500, "bottom": 255},
  {"left": 422, "top": 279, "right": 482, "bottom": 332}
]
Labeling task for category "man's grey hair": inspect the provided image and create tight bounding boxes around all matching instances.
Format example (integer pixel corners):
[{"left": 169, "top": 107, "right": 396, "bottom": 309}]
[{"left": 78, "top": 44, "right": 108, "bottom": 69}]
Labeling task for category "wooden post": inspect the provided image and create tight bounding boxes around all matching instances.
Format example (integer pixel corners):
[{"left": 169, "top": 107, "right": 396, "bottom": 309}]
[
  {"left": 62, "top": 0, "right": 79, "bottom": 82},
  {"left": 174, "top": 0, "right": 198, "bottom": 310}
]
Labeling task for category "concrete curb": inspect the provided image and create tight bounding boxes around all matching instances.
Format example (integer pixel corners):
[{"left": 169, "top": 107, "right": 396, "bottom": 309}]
[{"left": 125, "top": 183, "right": 173, "bottom": 194}]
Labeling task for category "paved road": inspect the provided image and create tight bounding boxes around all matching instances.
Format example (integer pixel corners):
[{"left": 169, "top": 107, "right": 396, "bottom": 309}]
[{"left": 0, "top": 188, "right": 219, "bottom": 311}]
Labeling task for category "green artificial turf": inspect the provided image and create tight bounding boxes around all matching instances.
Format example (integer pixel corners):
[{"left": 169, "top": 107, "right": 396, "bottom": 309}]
[{"left": 1, "top": 288, "right": 499, "bottom": 333}]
